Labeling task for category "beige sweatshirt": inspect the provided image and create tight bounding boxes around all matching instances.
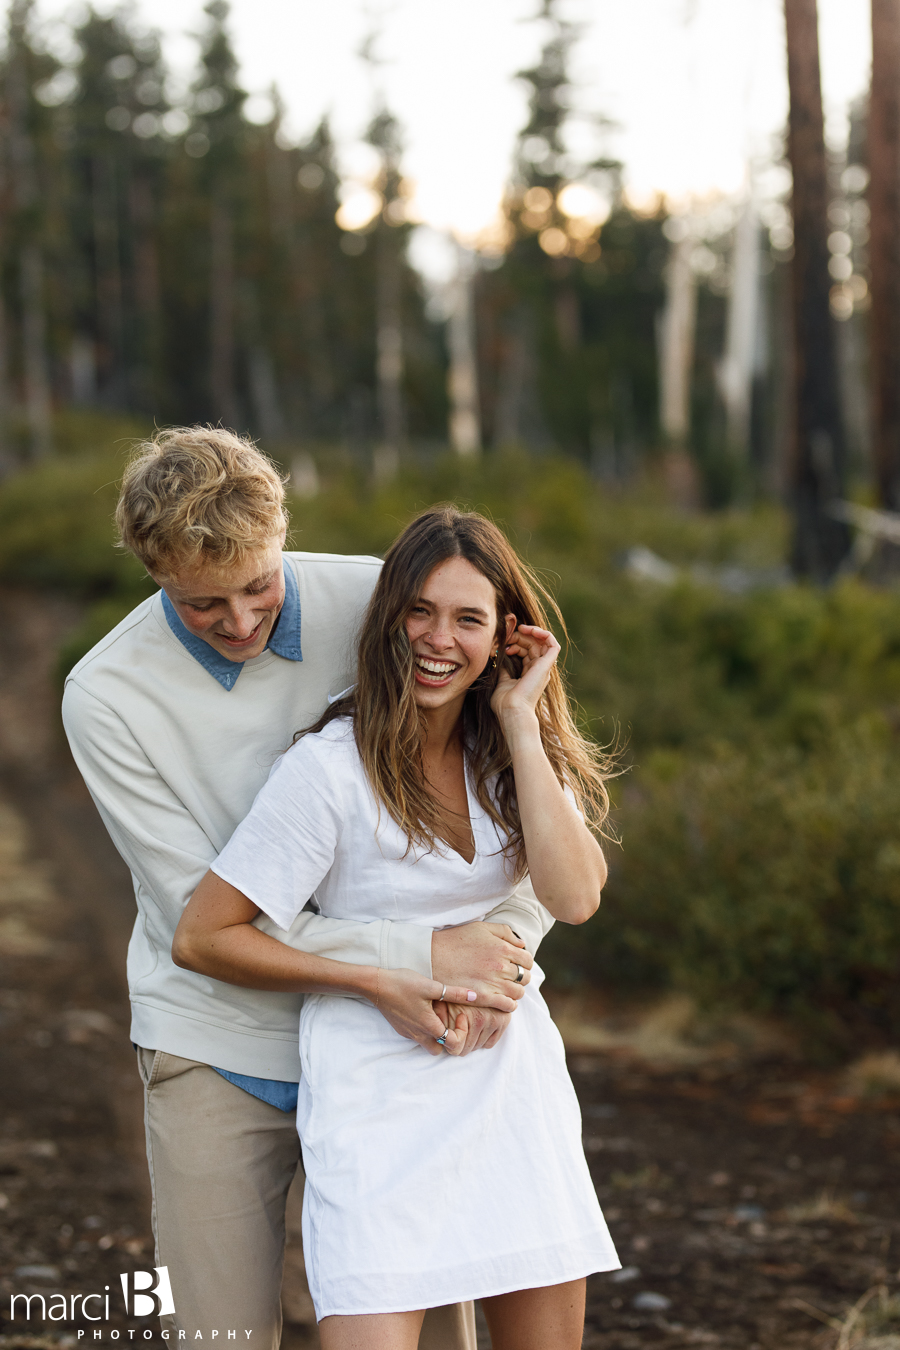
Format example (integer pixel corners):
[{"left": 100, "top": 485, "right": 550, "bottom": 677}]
[{"left": 62, "top": 550, "right": 552, "bottom": 1080}]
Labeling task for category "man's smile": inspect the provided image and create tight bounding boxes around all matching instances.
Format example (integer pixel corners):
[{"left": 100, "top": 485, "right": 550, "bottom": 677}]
[{"left": 216, "top": 621, "right": 266, "bottom": 651}]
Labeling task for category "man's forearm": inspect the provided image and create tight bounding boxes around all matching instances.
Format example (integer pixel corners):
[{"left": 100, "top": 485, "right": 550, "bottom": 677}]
[
  {"left": 255, "top": 908, "right": 435, "bottom": 977},
  {"left": 483, "top": 875, "right": 554, "bottom": 957}
]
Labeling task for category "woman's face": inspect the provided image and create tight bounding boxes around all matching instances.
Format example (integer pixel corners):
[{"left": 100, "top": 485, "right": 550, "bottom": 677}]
[{"left": 405, "top": 556, "right": 511, "bottom": 715}]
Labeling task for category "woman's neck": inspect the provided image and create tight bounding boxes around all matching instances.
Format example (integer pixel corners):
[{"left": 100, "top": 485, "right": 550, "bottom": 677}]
[{"left": 420, "top": 702, "right": 465, "bottom": 759}]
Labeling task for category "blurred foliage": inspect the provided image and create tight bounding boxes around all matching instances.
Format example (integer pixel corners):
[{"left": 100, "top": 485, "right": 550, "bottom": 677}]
[
  {"left": 0, "top": 0, "right": 683, "bottom": 468},
  {"left": 0, "top": 2, "right": 445, "bottom": 449},
  {"left": 475, "top": 2, "right": 668, "bottom": 463},
  {"left": 0, "top": 411, "right": 152, "bottom": 594},
  {"left": 7, "top": 415, "right": 900, "bottom": 1043}
]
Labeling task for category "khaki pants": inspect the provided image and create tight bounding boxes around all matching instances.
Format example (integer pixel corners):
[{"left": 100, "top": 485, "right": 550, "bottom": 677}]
[{"left": 138, "top": 1049, "right": 476, "bottom": 1350}]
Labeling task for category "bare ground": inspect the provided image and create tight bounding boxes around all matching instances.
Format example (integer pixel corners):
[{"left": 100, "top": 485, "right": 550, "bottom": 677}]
[{"left": 0, "top": 588, "right": 897, "bottom": 1350}]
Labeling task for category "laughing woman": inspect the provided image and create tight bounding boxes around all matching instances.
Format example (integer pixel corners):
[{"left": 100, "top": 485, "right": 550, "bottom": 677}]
[{"left": 173, "top": 507, "right": 620, "bottom": 1350}]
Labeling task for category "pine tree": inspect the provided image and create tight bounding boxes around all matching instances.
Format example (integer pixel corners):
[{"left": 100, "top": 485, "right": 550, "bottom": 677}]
[
  {"left": 783, "top": 0, "right": 850, "bottom": 577},
  {"left": 68, "top": 9, "right": 170, "bottom": 410},
  {"left": 481, "top": 0, "right": 661, "bottom": 461},
  {"left": 0, "top": 0, "right": 446, "bottom": 449},
  {"left": 366, "top": 105, "right": 406, "bottom": 470},
  {"left": 189, "top": 0, "right": 247, "bottom": 427}
]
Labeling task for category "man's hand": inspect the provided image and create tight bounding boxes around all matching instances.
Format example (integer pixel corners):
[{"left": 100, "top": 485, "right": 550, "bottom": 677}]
[
  {"left": 432, "top": 921, "right": 533, "bottom": 1009},
  {"left": 435, "top": 1002, "right": 513, "bottom": 1056},
  {"left": 371, "top": 969, "right": 512, "bottom": 1057}
]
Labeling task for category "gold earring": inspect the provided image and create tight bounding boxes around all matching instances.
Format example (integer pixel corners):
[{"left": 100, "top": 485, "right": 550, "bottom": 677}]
[{"left": 490, "top": 651, "right": 498, "bottom": 669}]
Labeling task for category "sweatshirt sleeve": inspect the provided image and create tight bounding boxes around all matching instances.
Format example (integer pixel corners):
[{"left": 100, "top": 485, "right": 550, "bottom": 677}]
[
  {"left": 61, "top": 679, "right": 433, "bottom": 977},
  {"left": 482, "top": 875, "right": 555, "bottom": 957}
]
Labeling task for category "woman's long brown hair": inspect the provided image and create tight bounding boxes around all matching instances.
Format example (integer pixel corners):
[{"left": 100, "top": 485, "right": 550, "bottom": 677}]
[{"left": 301, "top": 505, "right": 614, "bottom": 877}]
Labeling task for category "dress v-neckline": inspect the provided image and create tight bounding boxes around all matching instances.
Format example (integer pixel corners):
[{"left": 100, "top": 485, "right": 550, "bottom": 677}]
[{"left": 443, "top": 759, "right": 479, "bottom": 867}]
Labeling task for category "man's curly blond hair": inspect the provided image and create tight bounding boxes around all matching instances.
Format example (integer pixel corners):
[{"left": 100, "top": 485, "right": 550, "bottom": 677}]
[{"left": 116, "top": 426, "right": 289, "bottom": 577}]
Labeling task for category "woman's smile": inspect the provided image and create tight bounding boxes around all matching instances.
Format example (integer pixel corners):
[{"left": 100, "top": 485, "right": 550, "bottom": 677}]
[{"left": 413, "top": 655, "right": 462, "bottom": 686}]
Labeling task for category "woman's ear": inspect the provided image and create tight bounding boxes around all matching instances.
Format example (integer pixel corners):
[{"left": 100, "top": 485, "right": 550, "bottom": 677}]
[{"left": 503, "top": 613, "right": 517, "bottom": 646}]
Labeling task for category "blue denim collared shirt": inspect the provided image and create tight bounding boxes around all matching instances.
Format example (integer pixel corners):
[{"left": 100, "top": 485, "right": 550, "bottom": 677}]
[
  {"left": 162, "top": 556, "right": 303, "bottom": 1109},
  {"left": 161, "top": 555, "right": 303, "bottom": 690}
]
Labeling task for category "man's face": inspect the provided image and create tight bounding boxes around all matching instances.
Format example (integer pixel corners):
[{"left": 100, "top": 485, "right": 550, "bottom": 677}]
[{"left": 154, "top": 532, "right": 287, "bottom": 663}]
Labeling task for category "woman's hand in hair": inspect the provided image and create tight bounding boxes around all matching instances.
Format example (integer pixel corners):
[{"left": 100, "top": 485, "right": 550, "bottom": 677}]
[{"left": 491, "top": 624, "right": 561, "bottom": 738}]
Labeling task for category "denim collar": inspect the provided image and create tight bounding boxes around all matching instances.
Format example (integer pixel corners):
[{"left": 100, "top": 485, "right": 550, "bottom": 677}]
[{"left": 161, "top": 557, "right": 303, "bottom": 691}]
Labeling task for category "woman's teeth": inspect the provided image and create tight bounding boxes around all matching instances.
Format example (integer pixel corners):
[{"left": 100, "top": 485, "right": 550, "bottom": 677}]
[{"left": 415, "top": 657, "right": 458, "bottom": 681}]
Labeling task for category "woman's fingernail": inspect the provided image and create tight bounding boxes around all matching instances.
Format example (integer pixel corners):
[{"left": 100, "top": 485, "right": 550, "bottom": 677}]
[{"left": 467, "top": 990, "right": 477, "bottom": 1002}]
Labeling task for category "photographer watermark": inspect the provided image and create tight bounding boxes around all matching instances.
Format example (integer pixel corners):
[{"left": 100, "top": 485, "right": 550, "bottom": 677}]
[
  {"left": 9, "top": 1266, "right": 172, "bottom": 1325},
  {"left": 7, "top": 1265, "right": 253, "bottom": 1338}
]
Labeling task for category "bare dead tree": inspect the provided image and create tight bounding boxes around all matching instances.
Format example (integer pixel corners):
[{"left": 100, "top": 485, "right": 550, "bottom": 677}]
[
  {"left": 783, "top": 0, "right": 850, "bottom": 578},
  {"left": 869, "top": 0, "right": 900, "bottom": 508},
  {"left": 659, "top": 229, "right": 697, "bottom": 447}
]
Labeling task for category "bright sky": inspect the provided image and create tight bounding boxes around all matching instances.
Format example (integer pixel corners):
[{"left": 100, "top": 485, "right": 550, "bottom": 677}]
[{"left": 38, "top": 0, "right": 870, "bottom": 242}]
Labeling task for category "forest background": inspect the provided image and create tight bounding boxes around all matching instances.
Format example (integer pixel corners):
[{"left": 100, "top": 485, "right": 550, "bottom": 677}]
[{"left": 0, "top": 0, "right": 891, "bottom": 1056}]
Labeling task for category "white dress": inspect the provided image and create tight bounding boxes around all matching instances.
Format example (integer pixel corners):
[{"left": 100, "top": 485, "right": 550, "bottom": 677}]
[{"left": 213, "top": 719, "right": 620, "bottom": 1318}]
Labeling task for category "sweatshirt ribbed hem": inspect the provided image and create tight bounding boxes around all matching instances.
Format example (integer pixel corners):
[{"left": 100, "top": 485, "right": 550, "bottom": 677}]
[{"left": 130, "top": 1001, "right": 303, "bottom": 1080}]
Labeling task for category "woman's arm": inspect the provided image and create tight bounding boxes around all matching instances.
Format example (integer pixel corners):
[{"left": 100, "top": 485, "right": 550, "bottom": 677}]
[
  {"left": 173, "top": 870, "right": 491, "bottom": 1055},
  {"left": 491, "top": 625, "right": 607, "bottom": 925}
]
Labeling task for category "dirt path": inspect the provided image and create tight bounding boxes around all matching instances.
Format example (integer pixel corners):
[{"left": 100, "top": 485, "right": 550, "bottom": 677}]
[
  {"left": 574, "top": 1050, "right": 899, "bottom": 1347},
  {"left": 0, "top": 589, "right": 156, "bottom": 1341},
  {"left": 0, "top": 587, "right": 898, "bottom": 1350}
]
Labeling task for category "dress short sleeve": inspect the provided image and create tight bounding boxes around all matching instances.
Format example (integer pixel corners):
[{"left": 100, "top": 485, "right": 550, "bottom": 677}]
[{"left": 211, "top": 726, "right": 348, "bottom": 931}]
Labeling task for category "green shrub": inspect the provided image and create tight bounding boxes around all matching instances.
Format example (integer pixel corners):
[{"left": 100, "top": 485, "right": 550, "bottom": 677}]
[
  {"left": 7, "top": 419, "right": 900, "bottom": 1036},
  {"left": 0, "top": 445, "right": 150, "bottom": 598},
  {"left": 544, "top": 729, "right": 900, "bottom": 1029}
]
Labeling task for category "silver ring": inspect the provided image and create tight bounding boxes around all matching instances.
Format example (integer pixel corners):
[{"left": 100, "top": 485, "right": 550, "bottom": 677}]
[
  {"left": 438, "top": 985, "right": 447, "bottom": 1002},
  {"left": 436, "top": 1032, "right": 448, "bottom": 1046},
  {"left": 514, "top": 964, "right": 525, "bottom": 984}
]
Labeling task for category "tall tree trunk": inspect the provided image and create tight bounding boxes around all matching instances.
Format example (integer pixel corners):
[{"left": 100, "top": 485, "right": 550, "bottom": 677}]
[
  {"left": 7, "top": 9, "right": 52, "bottom": 458},
  {"left": 19, "top": 242, "right": 52, "bottom": 458},
  {"left": 447, "top": 245, "right": 480, "bottom": 456},
  {"left": 783, "top": 0, "right": 850, "bottom": 578},
  {"left": 374, "top": 226, "right": 405, "bottom": 478},
  {"left": 93, "top": 155, "right": 125, "bottom": 407},
  {"left": 265, "top": 138, "right": 331, "bottom": 431},
  {"left": 495, "top": 309, "right": 540, "bottom": 447},
  {"left": 869, "top": 0, "right": 900, "bottom": 508},
  {"left": 0, "top": 281, "right": 14, "bottom": 472},
  {"left": 210, "top": 193, "right": 239, "bottom": 428},
  {"left": 130, "top": 175, "right": 162, "bottom": 412},
  {"left": 243, "top": 277, "right": 286, "bottom": 441}
]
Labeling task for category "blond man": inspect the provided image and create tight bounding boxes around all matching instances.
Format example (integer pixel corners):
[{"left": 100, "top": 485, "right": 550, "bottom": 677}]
[{"left": 62, "top": 427, "right": 551, "bottom": 1350}]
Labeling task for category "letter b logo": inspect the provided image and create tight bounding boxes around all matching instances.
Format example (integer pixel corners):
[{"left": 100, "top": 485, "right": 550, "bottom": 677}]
[{"left": 120, "top": 1267, "right": 175, "bottom": 1317}]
